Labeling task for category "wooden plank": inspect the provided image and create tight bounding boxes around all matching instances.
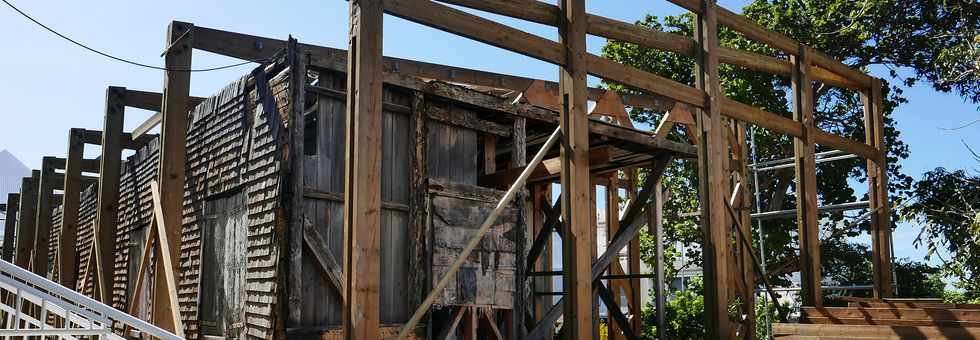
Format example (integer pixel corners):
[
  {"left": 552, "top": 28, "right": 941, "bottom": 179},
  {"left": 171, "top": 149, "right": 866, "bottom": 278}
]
[
  {"left": 605, "top": 176, "right": 626, "bottom": 340},
  {"left": 343, "top": 1, "right": 384, "bottom": 338},
  {"left": 149, "top": 181, "right": 184, "bottom": 337},
  {"left": 803, "top": 307, "right": 980, "bottom": 322},
  {"left": 125, "top": 219, "right": 155, "bottom": 331},
  {"left": 437, "top": 0, "right": 863, "bottom": 90},
  {"left": 693, "top": 0, "right": 734, "bottom": 337},
  {"left": 2, "top": 193, "right": 19, "bottom": 262},
  {"left": 58, "top": 129, "right": 84, "bottom": 288},
  {"left": 153, "top": 21, "right": 192, "bottom": 335},
  {"left": 792, "top": 45, "right": 822, "bottom": 307},
  {"left": 802, "top": 316, "right": 980, "bottom": 328},
  {"left": 483, "top": 308, "right": 505, "bottom": 340},
  {"left": 33, "top": 156, "right": 59, "bottom": 277},
  {"left": 304, "top": 224, "right": 344, "bottom": 301},
  {"left": 557, "top": 0, "right": 592, "bottom": 338},
  {"left": 863, "top": 78, "right": 894, "bottom": 299},
  {"left": 773, "top": 322, "right": 980, "bottom": 339},
  {"left": 14, "top": 172, "right": 38, "bottom": 270}
]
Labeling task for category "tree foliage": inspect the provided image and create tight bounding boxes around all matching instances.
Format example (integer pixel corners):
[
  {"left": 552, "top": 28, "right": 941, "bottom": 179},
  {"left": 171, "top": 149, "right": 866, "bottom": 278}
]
[{"left": 902, "top": 163, "right": 980, "bottom": 298}]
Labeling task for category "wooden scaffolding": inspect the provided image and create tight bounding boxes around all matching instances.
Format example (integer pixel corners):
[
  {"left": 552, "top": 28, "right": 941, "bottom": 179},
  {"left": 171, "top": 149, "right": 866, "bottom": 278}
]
[{"left": 0, "top": 1, "right": 895, "bottom": 339}]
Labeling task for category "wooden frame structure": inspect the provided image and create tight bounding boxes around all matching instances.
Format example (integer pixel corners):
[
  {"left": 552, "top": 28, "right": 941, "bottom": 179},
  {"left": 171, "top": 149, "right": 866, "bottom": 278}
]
[{"left": 0, "top": 0, "right": 894, "bottom": 338}]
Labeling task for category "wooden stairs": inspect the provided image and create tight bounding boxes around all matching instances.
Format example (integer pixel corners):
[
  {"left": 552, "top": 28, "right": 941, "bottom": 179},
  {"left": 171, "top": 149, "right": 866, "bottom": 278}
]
[{"left": 774, "top": 299, "right": 980, "bottom": 339}]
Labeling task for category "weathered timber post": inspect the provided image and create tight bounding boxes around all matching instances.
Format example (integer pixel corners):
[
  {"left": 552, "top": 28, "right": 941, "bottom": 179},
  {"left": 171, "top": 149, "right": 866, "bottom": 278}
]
[
  {"left": 693, "top": 0, "right": 735, "bottom": 337},
  {"left": 153, "top": 21, "right": 192, "bottom": 337},
  {"left": 343, "top": 1, "right": 384, "bottom": 339}
]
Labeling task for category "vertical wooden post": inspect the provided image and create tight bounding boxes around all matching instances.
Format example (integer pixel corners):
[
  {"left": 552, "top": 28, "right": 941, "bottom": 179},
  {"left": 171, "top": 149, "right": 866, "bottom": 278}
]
[
  {"left": 733, "top": 121, "right": 756, "bottom": 339},
  {"left": 511, "top": 117, "right": 528, "bottom": 340},
  {"left": 14, "top": 172, "right": 38, "bottom": 270},
  {"left": 33, "top": 156, "right": 59, "bottom": 278},
  {"left": 3, "top": 193, "right": 19, "bottom": 262},
  {"left": 59, "top": 129, "right": 84, "bottom": 289},
  {"left": 558, "top": 0, "right": 592, "bottom": 338},
  {"left": 693, "top": 0, "right": 733, "bottom": 337},
  {"left": 343, "top": 1, "right": 383, "bottom": 339},
  {"left": 153, "top": 21, "right": 192, "bottom": 334},
  {"left": 287, "top": 38, "right": 307, "bottom": 329},
  {"left": 94, "top": 87, "right": 125, "bottom": 303},
  {"left": 862, "top": 78, "right": 893, "bottom": 298},
  {"left": 408, "top": 91, "right": 429, "bottom": 334},
  {"left": 792, "top": 45, "right": 822, "bottom": 307}
]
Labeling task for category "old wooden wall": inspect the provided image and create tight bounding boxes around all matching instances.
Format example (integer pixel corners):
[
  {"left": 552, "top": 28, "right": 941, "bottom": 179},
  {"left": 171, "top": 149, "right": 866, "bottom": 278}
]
[{"left": 299, "top": 71, "right": 414, "bottom": 327}]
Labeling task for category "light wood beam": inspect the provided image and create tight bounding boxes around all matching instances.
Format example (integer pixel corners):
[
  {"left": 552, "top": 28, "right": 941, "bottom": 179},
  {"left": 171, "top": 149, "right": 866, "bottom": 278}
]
[
  {"left": 343, "top": 1, "right": 384, "bottom": 339},
  {"left": 863, "top": 78, "right": 894, "bottom": 298},
  {"left": 792, "top": 45, "right": 823, "bottom": 307},
  {"left": 558, "top": 0, "right": 593, "bottom": 338},
  {"left": 693, "top": 0, "right": 734, "bottom": 337},
  {"left": 152, "top": 21, "right": 192, "bottom": 335}
]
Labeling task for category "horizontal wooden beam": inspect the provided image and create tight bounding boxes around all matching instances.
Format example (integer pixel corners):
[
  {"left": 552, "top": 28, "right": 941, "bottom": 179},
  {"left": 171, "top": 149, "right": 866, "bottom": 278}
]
[
  {"left": 123, "top": 89, "right": 205, "bottom": 112},
  {"left": 665, "top": 0, "right": 872, "bottom": 89},
  {"left": 479, "top": 146, "right": 614, "bottom": 188},
  {"left": 191, "top": 23, "right": 675, "bottom": 111},
  {"left": 437, "top": 0, "right": 861, "bottom": 90},
  {"left": 77, "top": 128, "right": 156, "bottom": 150}
]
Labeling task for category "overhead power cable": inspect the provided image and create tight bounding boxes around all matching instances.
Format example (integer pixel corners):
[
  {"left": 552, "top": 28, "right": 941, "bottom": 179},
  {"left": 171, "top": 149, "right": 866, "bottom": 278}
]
[{"left": 1, "top": 0, "right": 267, "bottom": 72}]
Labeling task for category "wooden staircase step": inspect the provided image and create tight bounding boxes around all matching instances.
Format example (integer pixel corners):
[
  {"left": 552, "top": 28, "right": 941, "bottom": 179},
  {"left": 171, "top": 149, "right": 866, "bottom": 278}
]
[
  {"left": 804, "top": 316, "right": 980, "bottom": 328},
  {"left": 848, "top": 302, "right": 980, "bottom": 310},
  {"left": 774, "top": 323, "right": 980, "bottom": 339},
  {"left": 804, "top": 306, "right": 980, "bottom": 322}
]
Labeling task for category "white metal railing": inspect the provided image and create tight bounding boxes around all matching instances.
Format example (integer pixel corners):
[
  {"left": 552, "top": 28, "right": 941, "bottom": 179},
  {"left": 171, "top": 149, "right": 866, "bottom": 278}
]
[{"left": 0, "top": 258, "right": 183, "bottom": 340}]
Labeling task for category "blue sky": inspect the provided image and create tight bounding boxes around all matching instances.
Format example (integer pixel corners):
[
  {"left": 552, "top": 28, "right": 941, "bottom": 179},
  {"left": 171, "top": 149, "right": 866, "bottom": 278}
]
[{"left": 0, "top": 1, "right": 976, "bottom": 269}]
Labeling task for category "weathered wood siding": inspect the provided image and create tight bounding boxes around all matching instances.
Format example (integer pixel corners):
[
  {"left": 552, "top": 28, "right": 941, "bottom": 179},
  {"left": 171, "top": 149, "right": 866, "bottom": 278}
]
[
  {"left": 111, "top": 139, "right": 159, "bottom": 319},
  {"left": 178, "top": 66, "right": 292, "bottom": 340},
  {"left": 299, "top": 73, "right": 413, "bottom": 327},
  {"left": 429, "top": 184, "right": 516, "bottom": 309},
  {"left": 74, "top": 183, "right": 99, "bottom": 295}
]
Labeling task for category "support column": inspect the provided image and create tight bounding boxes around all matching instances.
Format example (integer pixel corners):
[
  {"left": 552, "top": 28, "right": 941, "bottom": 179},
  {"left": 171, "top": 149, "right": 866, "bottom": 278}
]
[
  {"left": 693, "top": 0, "right": 734, "bottom": 337},
  {"left": 59, "top": 129, "right": 84, "bottom": 289},
  {"left": 792, "top": 45, "right": 822, "bottom": 307},
  {"left": 862, "top": 78, "right": 893, "bottom": 298},
  {"left": 653, "top": 180, "right": 666, "bottom": 339},
  {"left": 34, "top": 156, "right": 59, "bottom": 278},
  {"left": 153, "top": 21, "right": 192, "bottom": 335},
  {"left": 733, "top": 121, "right": 756, "bottom": 339},
  {"left": 94, "top": 87, "right": 125, "bottom": 303},
  {"left": 343, "top": 1, "right": 383, "bottom": 338},
  {"left": 532, "top": 184, "right": 554, "bottom": 340},
  {"left": 3, "top": 193, "right": 19, "bottom": 262},
  {"left": 511, "top": 116, "right": 528, "bottom": 340},
  {"left": 14, "top": 172, "right": 38, "bottom": 270},
  {"left": 558, "top": 0, "right": 592, "bottom": 339}
]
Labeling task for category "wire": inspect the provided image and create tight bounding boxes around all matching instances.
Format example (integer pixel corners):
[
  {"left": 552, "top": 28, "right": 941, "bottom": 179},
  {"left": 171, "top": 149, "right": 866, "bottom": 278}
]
[{"left": 1, "top": 0, "right": 268, "bottom": 72}]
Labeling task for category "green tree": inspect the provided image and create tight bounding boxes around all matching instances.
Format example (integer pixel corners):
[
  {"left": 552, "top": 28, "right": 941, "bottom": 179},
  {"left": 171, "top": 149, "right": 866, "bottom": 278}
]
[{"left": 901, "top": 163, "right": 980, "bottom": 299}]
